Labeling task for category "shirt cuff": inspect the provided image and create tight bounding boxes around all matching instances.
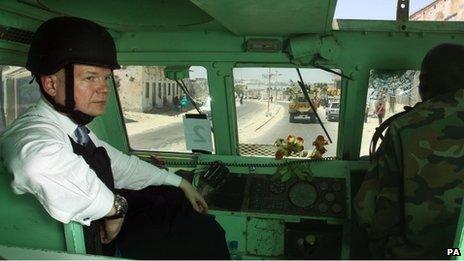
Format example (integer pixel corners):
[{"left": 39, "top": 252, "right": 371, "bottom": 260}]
[
  {"left": 163, "top": 171, "right": 182, "bottom": 187},
  {"left": 74, "top": 185, "right": 114, "bottom": 226}
]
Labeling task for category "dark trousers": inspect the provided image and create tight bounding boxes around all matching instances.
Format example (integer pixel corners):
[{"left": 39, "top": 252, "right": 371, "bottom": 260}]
[{"left": 103, "top": 186, "right": 230, "bottom": 259}]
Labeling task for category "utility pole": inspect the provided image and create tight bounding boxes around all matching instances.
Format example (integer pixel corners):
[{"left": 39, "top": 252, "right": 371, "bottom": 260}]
[{"left": 262, "top": 68, "right": 281, "bottom": 117}]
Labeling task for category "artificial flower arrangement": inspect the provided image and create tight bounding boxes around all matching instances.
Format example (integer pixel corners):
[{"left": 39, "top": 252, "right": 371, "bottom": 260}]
[{"left": 273, "top": 135, "right": 313, "bottom": 183}]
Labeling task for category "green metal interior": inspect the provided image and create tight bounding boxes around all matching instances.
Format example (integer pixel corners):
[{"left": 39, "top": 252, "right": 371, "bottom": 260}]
[{"left": 0, "top": 0, "right": 463, "bottom": 259}]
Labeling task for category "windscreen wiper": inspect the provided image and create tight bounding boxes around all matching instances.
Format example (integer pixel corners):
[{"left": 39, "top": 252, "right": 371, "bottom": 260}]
[
  {"left": 175, "top": 79, "right": 203, "bottom": 114},
  {"left": 296, "top": 68, "right": 333, "bottom": 143}
]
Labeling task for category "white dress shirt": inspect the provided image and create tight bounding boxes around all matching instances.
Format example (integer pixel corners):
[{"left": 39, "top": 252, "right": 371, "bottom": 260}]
[{"left": 0, "top": 98, "right": 182, "bottom": 226}]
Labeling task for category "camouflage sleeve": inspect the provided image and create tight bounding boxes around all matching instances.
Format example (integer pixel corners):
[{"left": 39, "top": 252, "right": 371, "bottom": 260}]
[{"left": 354, "top": 124, "right": 404, "bottom": 250}]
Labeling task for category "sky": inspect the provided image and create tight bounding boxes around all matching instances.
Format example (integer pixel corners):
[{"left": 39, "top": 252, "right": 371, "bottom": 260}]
[{"left": 191, "top": 0, "right": 436, "bottom": 83}]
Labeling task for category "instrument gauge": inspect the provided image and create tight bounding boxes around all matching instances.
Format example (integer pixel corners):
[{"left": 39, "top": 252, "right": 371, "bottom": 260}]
[{"left": 288, "top": 182, "right": 317, "bottom": 208}]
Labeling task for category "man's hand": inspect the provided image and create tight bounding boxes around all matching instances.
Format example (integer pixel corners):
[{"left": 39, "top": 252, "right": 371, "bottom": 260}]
[
  {"left": 100, "top": 217, "right": 124, "bottom": 244},
  {"left": 179, "top": 179, "right": 208, "bottom": 214}
]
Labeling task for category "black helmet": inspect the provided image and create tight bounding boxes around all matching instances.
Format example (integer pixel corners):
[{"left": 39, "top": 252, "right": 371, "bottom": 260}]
[
  {"left": 419, "top": 43, "right": 464, "bottom": 101},
  {"left": 26, "top": 16, "right": 120, "bottom": 74},
  {"left": 27, "top": 16, "right": 120, "bottom": 125}
]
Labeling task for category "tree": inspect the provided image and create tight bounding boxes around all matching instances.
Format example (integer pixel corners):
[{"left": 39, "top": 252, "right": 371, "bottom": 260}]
[{"left": 234, "top": 84, "right": 246, "bottom": 97}]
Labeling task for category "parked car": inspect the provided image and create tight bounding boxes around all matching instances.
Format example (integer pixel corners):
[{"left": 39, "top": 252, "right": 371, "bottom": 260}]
[{"left": 326, "top": 101, "right": 339, "bottom": 121}]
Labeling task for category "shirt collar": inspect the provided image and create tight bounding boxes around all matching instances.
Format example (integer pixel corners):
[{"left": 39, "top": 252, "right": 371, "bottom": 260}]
[{"left": 36, "top": 98, "right": 80, "bottom": 139}]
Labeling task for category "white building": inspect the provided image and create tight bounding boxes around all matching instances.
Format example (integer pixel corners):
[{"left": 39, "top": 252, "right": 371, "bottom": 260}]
[{"left": 114, "top": 66, "right": 192, "bottom": 112}]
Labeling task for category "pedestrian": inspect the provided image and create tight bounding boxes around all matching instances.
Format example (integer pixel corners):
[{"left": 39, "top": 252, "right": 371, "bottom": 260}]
[
  {"left": 375, "top": 100, "right": 385, "bottom": 125},
  {"left": 180, "top": 95, "right": 188, "bottom": 112},
  {"left": 173, "top": 95, "right": 180, "bottom": 114}
]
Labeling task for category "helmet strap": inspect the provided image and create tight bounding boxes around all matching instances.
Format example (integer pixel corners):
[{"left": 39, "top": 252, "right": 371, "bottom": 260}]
[
  {"left": 64, "top": 64, "right": 95, "bottom": 125},
  {"left": 34, "top": 65, "right": 95, "bottom": 125},
  {"left": 64, "top": 64, "right": 75, "bottom": 110},
  {"left": 36, "top": 74, "right": 72, "bottom": 114}
]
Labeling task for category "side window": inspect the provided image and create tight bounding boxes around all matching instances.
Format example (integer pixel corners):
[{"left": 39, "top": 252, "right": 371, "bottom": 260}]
[
  {"left": 233, "top": 67, "right": 341, "bottom": 158},
  {"left": 115, "top": 66, "right": 212, "bottom": 152},
  {"left": 360, "top": 69, "right": 421, "bottom": 156},
  {"left": 1, "top": 66, "right": 40, "bottom": 130}
]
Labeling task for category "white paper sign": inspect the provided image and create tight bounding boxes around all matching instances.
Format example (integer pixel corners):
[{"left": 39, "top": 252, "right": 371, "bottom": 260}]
[{"left": 183, "top": 115, "right": 213, "bottom": 152}]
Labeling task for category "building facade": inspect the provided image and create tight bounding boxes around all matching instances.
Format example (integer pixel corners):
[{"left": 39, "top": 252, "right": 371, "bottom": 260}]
[
  {"left": 114, "top": 66, "right": 191, "bottom": 112},
  {"left": 410, "top": 0, "right": 464, "bottom": 21}
]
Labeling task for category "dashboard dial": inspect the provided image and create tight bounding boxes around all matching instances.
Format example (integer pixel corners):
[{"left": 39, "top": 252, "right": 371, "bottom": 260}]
[{"left": 288, "top": 182, "right": 317, "bottom": 208}]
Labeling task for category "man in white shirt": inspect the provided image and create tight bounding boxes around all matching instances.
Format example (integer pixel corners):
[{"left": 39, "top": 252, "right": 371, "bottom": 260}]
[{"left": 0, "top": 16, "right": 229, "bottom": 259}]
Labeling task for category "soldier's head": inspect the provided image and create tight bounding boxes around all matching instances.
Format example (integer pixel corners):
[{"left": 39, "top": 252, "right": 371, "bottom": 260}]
[
  {"left": 419, "top": 43, "right": 464, "bottom": 101},
  {"left": 26, "top": 16, "right": 120, "bottom": 125}
]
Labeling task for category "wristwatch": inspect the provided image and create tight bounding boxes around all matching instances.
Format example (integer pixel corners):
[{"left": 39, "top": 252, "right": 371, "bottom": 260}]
[{"left": 105, "top": 194, "right": 128, "bottom": 220}]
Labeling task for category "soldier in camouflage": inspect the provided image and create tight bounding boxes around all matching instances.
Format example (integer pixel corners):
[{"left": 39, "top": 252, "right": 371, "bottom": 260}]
[{"left": 355, "top": 43, "right": 464, "bottom": 259}]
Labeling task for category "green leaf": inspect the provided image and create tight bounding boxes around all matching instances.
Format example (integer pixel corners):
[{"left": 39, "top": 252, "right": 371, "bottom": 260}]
[
  {"left": 278, "top": 166, "right": 289, "bottom": 175},
  {"left": 280, "top": 171, "right": 292, "bottom": 183},
  {"left": 293, "top": 166, "right": 306, "bottom": 181},
  {"left": 272, "top": 166, "right": 288, "bottom": 182}
]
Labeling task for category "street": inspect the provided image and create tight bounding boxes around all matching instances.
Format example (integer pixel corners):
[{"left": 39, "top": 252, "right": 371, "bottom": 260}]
[{"left": 126, "top": 99, "right": 385, "bottom": 158}]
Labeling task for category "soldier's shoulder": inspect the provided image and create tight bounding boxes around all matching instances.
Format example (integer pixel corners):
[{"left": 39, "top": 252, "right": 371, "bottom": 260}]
[{"left": 391, "top": 89, "right": 464, "bottom": 130}]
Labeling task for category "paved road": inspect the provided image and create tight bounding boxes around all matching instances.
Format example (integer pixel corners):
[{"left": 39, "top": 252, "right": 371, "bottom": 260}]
[
  {"left": 129, "top": 100, "right": 267, "bottom": 151},
  {"left": 128, "top": 99, "right": 385, "bottom": 157},
  {"left": 239, "top": 102, "right": 340, "bottom": 157}
]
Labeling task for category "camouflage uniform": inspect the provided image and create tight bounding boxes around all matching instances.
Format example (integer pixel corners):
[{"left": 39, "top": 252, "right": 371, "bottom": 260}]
[{"left": 355, "top": 88, "right": 464, "bottom": 259}]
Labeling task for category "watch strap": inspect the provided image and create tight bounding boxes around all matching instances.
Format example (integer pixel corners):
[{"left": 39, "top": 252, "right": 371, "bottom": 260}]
[{"left": 103, "top": 213, "right": 124, "bottom": 220}]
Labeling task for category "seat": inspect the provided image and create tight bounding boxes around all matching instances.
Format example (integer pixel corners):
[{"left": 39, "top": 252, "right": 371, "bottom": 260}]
[{"left": 0, "top": 162, "right": 85, "bottom": 254}]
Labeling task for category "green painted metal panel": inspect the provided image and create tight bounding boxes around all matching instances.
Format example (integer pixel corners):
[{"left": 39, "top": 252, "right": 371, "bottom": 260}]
[
  {"left": 27, "top": 0, "right": 217, "bottom": 32},
  {"left": 213, "top": 213, "right": 248, "bottom": 253},
  {"left": 207, "top": 62, "right": 238, "bottom": 155},
  {"left": 454, "top": 198, "right": 464, "bottom": 260},
  {"left": 0, "top": 164, "right": 66, "bottom": 251},
  {"left": 63, "top": 222, "right": 86, "bottom": 254},
  {"left": 336, "top": 19, "right": 464, "bottom": 33},
  {"left": 191, "top": 0, "right": 336, "bottom": 35},
  {"left": 0, "top": 244, "right": 110, "bottom": 260}
]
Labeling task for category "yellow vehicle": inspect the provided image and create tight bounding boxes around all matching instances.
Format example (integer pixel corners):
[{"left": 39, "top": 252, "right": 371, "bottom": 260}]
[{"left": 288, "top": 94, "right": 320, "bottom": 123}]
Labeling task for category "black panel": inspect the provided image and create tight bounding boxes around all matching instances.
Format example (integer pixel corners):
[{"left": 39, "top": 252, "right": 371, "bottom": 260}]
[
  {"left": 0, "top": 25, "right": 34, "bottom": 44},
  {"left": 207, "top": 174, "right": 347, "bottom": 219},
  {"left": 284, "top": 221, "right": 342, "bottom": 259},
  {"left": 243, "top": 175, "right": 347, "bottom": 218}
]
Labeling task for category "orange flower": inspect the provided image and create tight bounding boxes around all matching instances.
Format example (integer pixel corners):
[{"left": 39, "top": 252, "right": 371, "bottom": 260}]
[
  {"left": 286, "top": 135, "right": 295, "bottom": 143},
  {"left": 275, "top": 149, "right": 284, "bottom": 160}
]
